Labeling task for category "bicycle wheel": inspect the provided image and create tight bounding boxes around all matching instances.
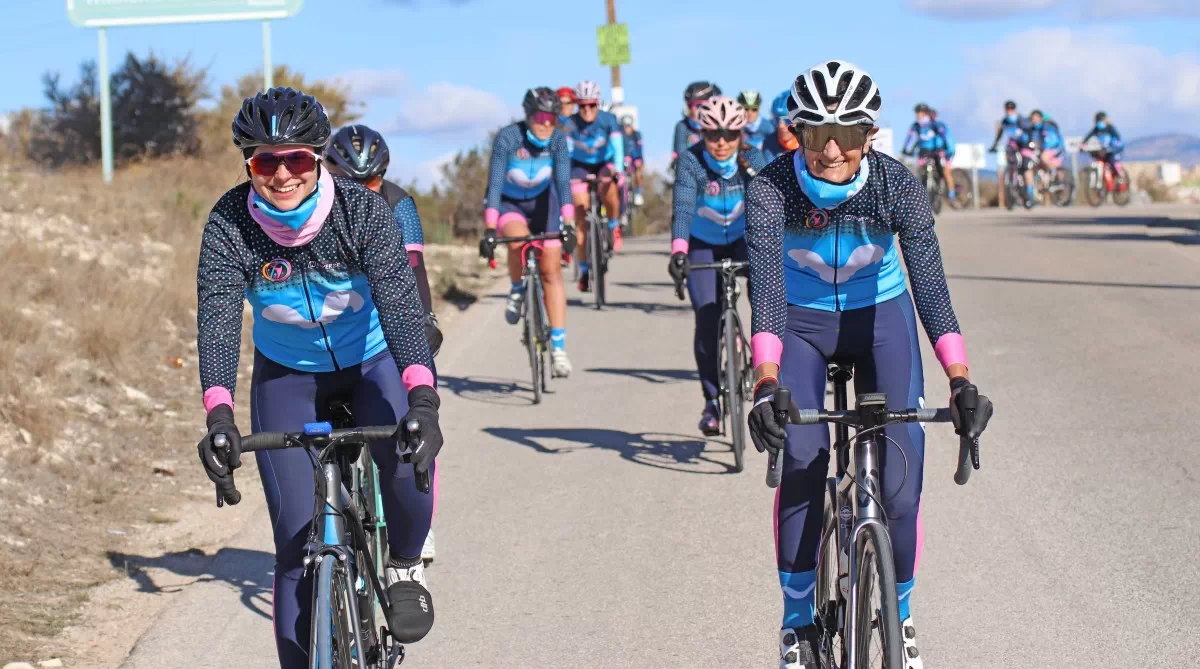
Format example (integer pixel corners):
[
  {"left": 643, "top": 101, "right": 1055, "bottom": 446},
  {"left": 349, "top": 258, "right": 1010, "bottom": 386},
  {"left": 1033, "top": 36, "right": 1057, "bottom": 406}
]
[
  {"left": 1051, "top": 168, "right": 1075, "bottom": 207},
  {"left": 1112, "top": 169, "right": 1131, "bottom": 206},
  {"left": 948, "top": 169, "right": 971, "bottom": 210},
  {"left": 525, "top": 273, "right": 543, "bottom": 404},
  {"left": 1003, "top": 169, "right": 1017, "bottom": 211},
  {"left": 1083, "top": 170, "right": 1104, "bottom": 207},
  {"left": 588, "top": 215, "right": 605, "bottom": 309},
  {"left": 852, "top": 523, "right": 904, "bottom": 669},
  {"left": 816, "top": 486, "right": 846, "bottom": 669},
  {"left": 723, "top": 309, "right": 746, "bottom": 473},
  {"left": 311, "top": 557, "right": 356, "bottom": 669}
]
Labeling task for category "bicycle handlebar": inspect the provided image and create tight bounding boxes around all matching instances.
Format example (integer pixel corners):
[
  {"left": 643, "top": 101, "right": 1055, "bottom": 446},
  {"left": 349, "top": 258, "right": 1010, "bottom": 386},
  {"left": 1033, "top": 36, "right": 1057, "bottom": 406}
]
[
  {"left": 676, "top": 259, "right": 749, "bottom": 300},
  {"left": 485, "top": 230, "right": 568, "bottom": 269}
]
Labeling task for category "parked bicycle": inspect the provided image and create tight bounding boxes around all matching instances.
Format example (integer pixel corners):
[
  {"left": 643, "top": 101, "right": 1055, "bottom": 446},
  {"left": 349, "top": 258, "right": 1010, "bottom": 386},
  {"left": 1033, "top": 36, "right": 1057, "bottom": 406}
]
[
  {"left": 1080, "top": 138, "right": 1131, "bottom": 207},
  {"left": 909, "top": 150, "right": 970, "bottom": 213},
  {"left": 765, "top": 363, "right": 985, "bottom": 668},
  {"left": 484, "top": 229, "right": 568, "bottom": 404},
  {"left": 215, "top": 416, "right": 431, "bottom": 668},
  {"left": 674, "top": 258, "right": 753, "bottom": 472}
]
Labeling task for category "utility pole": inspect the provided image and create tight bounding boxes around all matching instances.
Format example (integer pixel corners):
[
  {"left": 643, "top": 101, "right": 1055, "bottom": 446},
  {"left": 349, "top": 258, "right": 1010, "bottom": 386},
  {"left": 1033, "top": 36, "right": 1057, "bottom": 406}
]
[{"left": 605, "top": 0, "right": 623, "bottom": 103}]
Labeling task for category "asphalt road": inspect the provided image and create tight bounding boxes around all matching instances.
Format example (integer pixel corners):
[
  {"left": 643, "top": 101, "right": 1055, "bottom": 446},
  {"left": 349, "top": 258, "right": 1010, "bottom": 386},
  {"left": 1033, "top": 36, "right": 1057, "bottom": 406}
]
[{"left": 121, "top": 204, "right": 1200, "bottom": 668}]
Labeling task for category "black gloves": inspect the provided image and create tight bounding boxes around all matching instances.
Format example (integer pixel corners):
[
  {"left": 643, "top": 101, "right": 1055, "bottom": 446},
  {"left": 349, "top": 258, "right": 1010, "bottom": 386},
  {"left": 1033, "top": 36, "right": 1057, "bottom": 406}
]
[
  {"left": 402, "top": 386, "right": 442, "bottom": 475},
  {"left": 197, "top": 404, "right": 242, "bottom": 506},
  {"left": 748, "top": 378, "right": 788, "bottom": 455},
  {"left": 950, "top": 377, "right": 994, "bottom": 441}
]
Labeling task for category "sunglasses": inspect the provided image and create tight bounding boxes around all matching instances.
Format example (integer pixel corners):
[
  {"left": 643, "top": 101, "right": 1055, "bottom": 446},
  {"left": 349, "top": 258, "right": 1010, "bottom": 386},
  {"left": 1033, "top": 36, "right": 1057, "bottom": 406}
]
[
  {"left": 247, "top": 150, "right": 320, "bottom": 177},
  {"left": 794, "top": 124, "right": 871, "bottom": 152},
  {"left": 703, "top": 128, "right": 741, "bottom": 143},
  {"left": 529, "top": 111, "right": 557, "bottom": 125}
]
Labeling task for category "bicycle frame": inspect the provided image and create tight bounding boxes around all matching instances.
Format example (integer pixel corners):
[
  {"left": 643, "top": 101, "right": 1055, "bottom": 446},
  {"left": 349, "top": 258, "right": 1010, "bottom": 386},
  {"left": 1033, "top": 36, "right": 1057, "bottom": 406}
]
[{"left": 689, "top": 258, "right": 752, "bottom": 424}]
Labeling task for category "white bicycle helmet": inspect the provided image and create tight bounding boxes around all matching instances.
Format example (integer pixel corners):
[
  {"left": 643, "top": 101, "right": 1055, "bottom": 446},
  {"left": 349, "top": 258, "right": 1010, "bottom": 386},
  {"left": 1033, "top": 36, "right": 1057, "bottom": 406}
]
[
  {"left": 575, "top": 80, "right": 602, "bottom": 103},
  {"left": 696, "top": 96, "right": 747, "bottom": 131},
  {"left": 786, "top": 60, "right": 881, "bottom": 127}
]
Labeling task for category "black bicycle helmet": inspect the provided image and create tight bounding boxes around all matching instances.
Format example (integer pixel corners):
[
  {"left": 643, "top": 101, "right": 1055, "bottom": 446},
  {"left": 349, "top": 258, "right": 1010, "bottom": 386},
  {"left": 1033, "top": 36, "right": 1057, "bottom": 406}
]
[
  {"left": 232, "top": 87, "right": 331, "bottom": 151},
  {"left": 1095, "top": 111, "right": 1107, "bottom": 122},
  {"left": 684, "top": 81, "right": 721, "bottom": 103},
  {"left": 325, "top": 125, "right": 390, "bottom": 180},
  {"left": 522, "top": 87, "right": 561, "bottom": 118},
  {"left": 1004, "top": 99, "right": 1017, "bottom": 110},
  {"left": 914, "top": 102, "right": 930, "bottom": 113}
]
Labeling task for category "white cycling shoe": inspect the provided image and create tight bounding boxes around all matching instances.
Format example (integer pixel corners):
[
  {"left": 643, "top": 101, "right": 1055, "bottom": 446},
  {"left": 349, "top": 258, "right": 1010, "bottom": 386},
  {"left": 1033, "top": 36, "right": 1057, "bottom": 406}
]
[
  {"left": 633, "top": 192, "right": 645, "bottom": 206},
  {"left": 779, "top": 626, "right": 820, "bottom": 669},
  {"left": 551, "top": 348, "right": 572, "bottom": 378},
  {"left": 901, "top": 616, "right": 924, "bottom": 669},
  {"left": 421, "top": 529, "right": 436, "bottom": 564}
]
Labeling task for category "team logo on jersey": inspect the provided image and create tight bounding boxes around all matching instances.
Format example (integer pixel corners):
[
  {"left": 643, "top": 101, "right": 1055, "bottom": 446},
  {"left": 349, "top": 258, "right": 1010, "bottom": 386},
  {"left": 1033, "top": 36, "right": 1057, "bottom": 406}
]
[
  {"left": 706, "top": 181, "right": 720, "bottom": 197},
  {"left": 261, "top": 258, "right": 293, "bottom": 282},
  {"left": 516, "top": 147, "right": 530, "bottom": 160},
  {"left": 688, "top": 133, "right": 700, "bottom": 146},
  {"left": 805, "top": 209, "right": 830, "bottom": 230}
]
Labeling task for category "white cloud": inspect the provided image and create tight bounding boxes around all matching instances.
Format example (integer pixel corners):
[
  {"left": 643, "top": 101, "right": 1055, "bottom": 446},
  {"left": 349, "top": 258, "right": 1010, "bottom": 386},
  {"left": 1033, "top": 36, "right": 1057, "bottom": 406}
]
[
  {"left": 386, "top": 151, "right": 462, "bottom": 190},
  {"left": 908, "top": 0, "right": 1200, "bottom": 19},
  {"left": 907, "top": 0, "right": 1057, "bottom": 19},
  {"left": 944, "top": 28, "right": 1200, "bottom": 140},
  {"left": 335, "top": 69, "right": 407, "bottom": 100},
  {"left": 381, "top": 82, "right": 516, "bottom": 136}
]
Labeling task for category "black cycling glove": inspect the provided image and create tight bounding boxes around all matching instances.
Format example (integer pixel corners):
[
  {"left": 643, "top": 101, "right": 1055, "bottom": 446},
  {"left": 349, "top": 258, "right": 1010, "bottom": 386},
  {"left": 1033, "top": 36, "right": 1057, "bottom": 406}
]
[
  {"left": 747, "top": 378, "right": 788, "bottom": 455},
  {"left": 479, "top": 228, "right": 497, "bottom": 260},
  {"left": 950, "top": 377, "right": 994, "bottom": 441},
  {"left": 402, "top": 386, "right": 443, "bottom": 475},
  {"left": 668, "top": 252, "right": 689, "bottom": 283},
  {"left": 197, "top": 404, "right": 242, "bottom": 506}
]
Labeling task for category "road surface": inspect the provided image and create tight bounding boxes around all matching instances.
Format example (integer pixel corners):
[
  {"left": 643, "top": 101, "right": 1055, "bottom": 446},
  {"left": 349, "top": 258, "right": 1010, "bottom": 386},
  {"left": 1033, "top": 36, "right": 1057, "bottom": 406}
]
[{"left": 121, "top": 204, "right": 1200, "bottom": 668}]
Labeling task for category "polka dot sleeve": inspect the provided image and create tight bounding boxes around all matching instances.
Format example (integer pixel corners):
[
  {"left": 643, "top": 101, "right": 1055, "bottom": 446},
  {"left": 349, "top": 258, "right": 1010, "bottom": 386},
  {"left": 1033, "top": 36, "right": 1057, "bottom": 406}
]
[
  {"left": 744, "top": 173, "right": 788, "bottom": 354},
  {"left": 551, "top": 130, "right": 572, "bottom": 207},
  {"left": 196, "top": 192, "right": 250, "bottom": 405},
  {"left": 485, "top": 124, "right": 520, "bottom": 213},
  {"left": 671, "top": 150, "right": 704, "bottom": 241}
]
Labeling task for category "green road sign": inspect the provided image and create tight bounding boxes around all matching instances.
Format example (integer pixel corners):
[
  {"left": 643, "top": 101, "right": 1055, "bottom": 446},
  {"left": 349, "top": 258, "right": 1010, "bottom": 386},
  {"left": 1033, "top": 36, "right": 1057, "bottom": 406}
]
[
  {"left": 597, "top": 23, "right": 630, "bottom": 67},
  {"left": 67, "top": 0, "right": 303, "bottom": 28}
]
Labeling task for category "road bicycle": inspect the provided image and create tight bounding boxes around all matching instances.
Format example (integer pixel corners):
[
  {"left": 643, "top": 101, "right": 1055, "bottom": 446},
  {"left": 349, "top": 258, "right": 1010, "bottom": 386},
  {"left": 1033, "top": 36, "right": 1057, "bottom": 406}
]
[
  {"left": 674, "top": 258, "right": 753, "bottom": 472},
  {"left": 765, "top": 364, "right": 983, "bottom": 668},
  {"left": 581, "top": 174, "right": 611, "bottom": 309},
  {"left": 1080, "top": 138, "right": 1131, "bottom": 207},
  {"left": 910, "top": 151, "right": 970, "bottom": 213}
]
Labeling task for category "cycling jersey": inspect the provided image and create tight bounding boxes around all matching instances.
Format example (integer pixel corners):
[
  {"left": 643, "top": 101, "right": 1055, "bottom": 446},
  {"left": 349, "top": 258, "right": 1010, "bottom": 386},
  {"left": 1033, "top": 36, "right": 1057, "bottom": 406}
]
[
  {"left": 380, "top": 180, "right": 425, "bottom": 251},
  {"left": 672, "top": 117, "right": 703, "bottom": 159},
  {"left": 903, "top": 120, "right": 940, "bottom": 154},
  {"left": 990, "top": 114, "right": 1030, "bottom": 151},
  {"left": 563, "top": 110, "right": 625, "bottom": 167},
  {"left": 933, "top": 121, "right": 956, "bottom": 156},
  {"left": 744, "top": 149, "right": 963, "bottom": 367},
  {"left": 1030, "top": 120, "right": 1064, "bottom": 151},
  {"left": 672, "top": 144, "right": 768, "bottom": 249},
  {"left": 1083, "top": 123, "right": 1124, "bottom": 154},
  {"left": 743, "top": 116, "right": 770, "bottom": 151},
  {"left": 484, "top": 121, "right": 572, "bottom": 208},
  {"left": 197, "top": 174, "right": 434, "bottom": 409},
  {"left": 623, "top": 127, "right": 644, "bottom": 161}
]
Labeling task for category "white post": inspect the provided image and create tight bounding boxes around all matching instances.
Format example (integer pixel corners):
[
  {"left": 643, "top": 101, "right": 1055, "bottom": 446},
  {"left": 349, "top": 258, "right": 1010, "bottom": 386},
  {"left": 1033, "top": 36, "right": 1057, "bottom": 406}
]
[
  {"left": 98, "top": 28, "right": 113, "bottom": 184},
  {"left": 262, "top": 21, "right": 273, "bottom": 91},
  {"left": 972, "top": 167, "right": 979, "bottom": 210}
]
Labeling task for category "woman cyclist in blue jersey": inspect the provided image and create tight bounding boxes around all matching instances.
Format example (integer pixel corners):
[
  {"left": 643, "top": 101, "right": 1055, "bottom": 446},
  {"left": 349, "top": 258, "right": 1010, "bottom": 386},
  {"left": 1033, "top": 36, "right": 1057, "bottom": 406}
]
[
  {"left": 562, "top": 80, "right": 626, "bottom": 283},
  {"left": 480, "top": 87, "right": 576, "bottom": 378},
  {"left": 323, "top": 123, "right": 443, "bottom": 563},
  {"left": 669, "top": 96, "right": 767, "bottom": 436},
  {"left": 738, "top": 89, "right": 769, "bottom": 151},
  {"left": 761, "top": 90, "right": 800, "bottom": 162},
  {"left": 742, "top": 62, "right": 993, "bottom": 669},
  {"left": 194, "top": 87, "right": 443, "bottom": 669}
]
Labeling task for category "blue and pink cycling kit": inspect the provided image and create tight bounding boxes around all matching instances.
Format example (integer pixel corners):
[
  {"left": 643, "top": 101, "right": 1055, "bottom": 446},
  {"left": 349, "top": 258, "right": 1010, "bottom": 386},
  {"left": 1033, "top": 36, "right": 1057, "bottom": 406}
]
[
  {"left": 483, "top": 122, "right": 574, "bottom": 245},
  {"left": 744, "top": 149, "right": 968, "bottom": 629}
]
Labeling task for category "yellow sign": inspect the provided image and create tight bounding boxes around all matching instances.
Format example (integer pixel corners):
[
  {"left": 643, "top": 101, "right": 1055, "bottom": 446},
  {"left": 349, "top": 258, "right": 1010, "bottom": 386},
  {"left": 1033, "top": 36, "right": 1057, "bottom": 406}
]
[{"left": 597, "top": 23, "right": 630, "bottom": 67}]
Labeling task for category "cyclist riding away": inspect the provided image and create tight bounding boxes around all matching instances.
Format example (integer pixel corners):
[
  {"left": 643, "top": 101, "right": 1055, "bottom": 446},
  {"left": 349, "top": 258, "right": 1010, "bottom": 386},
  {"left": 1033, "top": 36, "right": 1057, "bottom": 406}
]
[
  {"left": 1081, "top": 110, "right": 1125, "bottom": 175},
  {"left": 324, "top": 123, "right": 442, "bottom": 563},
  {"left": 669, "top": 96, "right": 767, "bottom": 436},
  {"left": 761, "top": 90, "right": 800, "bottom": 162},
  {"left": 674, "top": 81, "right": 721, "bottom": 161},
  {"left": 742, "top": 62, "right": 993, "bottom": 669},
  {"left": 195, "top": 87, "right": 443, "bottom": 668},
  {"left": 988, "top": 99, "right": 1034, "bottom": 207},
  {"left": 739, "top": 89, "right": 769, "bottom": 151},
  {"left": 1027, "top": 109, "right": 1065, "bottom": 171},
  {"left": 481, "top": 87, "right": 576, "bottom": 378},
  {"left": 562, "top": 80, "right": 626, "bottom": 285},
  {"left": 621, "top": 114, "right": 646, "bottom": 206},
  {"left": 903, "top": 103, "right": 956, "bottom": 201}
]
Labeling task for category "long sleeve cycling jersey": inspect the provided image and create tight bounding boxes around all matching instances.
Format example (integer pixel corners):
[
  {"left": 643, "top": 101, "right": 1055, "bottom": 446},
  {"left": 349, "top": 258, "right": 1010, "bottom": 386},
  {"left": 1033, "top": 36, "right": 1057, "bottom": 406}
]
[
  {"left": 563, "top": 111, "right": 624, "bottom": 168},
  {"left": 380, "top": 180, "right": 433, "bottom": 314},
  {"left": 1031, "top": 121, "right": 1064, "bottom": 151},
  {"left": 990, "top": 115, "right": 1030, "bottom": 151},
  {"left": 743, "top": 116, "right": 770, "bottom": 151},
  {"left": 903, "top": 121, "right": 940, "bottom": 154},
  {"left": 672, "top": 144, "right": 768, "bottom": 251},
  {"left": 934, "top": 121, "right": 956, "bottom": 155},
  {"left": 623, "top": 128, "right": 644, "bottom": 161},
  {"left": 673, "top": 117, "right": 703, "bottom": 159},
  {"left": 1083, "top": 124, "right": 1123, "bottom": 152},
  {"left": 744, "top": 150, "right": 964, "bottom": 369},
  {"left": 484, "top": 122, "right": 572, "bottom": 210},
  {"left": 197, "top": 176, "right": 434, "bottom": 409}
]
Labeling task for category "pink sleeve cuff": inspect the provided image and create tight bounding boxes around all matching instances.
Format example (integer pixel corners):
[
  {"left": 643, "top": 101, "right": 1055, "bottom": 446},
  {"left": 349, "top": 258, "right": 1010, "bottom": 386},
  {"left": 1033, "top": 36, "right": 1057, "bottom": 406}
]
[
  {"left": 751, "top": 333, "right": 783, "bottom": 367},
  {"left": 484, "top": 208, "right": 499, "bottom": 228},
  {"left": 933, "top": 333, "right": 968, "bottom": 370},
  {"left": 671, "top": 238, "right": 689, "bottom": 255},
  {"left": 203, "top": 386, "right": 233, "bottom": 413},
  {"left": 402, "top": 365, "right": 436, "bottom": 392},
  {"left": 560, "top": 204, "right": 575, "bottom": 221}
]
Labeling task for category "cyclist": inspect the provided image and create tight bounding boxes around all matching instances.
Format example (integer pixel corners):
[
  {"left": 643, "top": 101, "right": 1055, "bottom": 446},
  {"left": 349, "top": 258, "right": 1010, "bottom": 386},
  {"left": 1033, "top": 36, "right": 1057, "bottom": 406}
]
[
  {"left": 669, "top": 96, "right": 767, "bottom": 435},
  {"left": 1081, "top": 110, "right": 1125, "bottom": 176},
  {"left": 673, "top": 81, "right": 721, "bottom": 161},
  {"left": 1027, "top": 109, "right": 1065, "bottom": 171},
  {"left": 742, "top": 62, "right": 993, "bottom": 668},
  {"left": 481, "top": 87, "right": 576, "bottom": 378},
  {"left": 903, "top": 103, "right": 957, "bottom": 201},
  {"left": 556, "top": 86, "right": 577, "bottom": 124},
  {"left": 929, "top": 108, "right": 957, "bottom": 200},
  {"left": 324, "top": 123, "right": 442, "bottom": 563},
  {"left": 195, "top": 87, "right": 442, "bottom": 668},
  {"left": 562, "top": 80, "right": 625, "bottom": 284},
  {"left": 761, "top": 90, "right": 800, "bottom": 162},
  {"left": 988, "top": 99, "right": 1034, "bottom": 207},
  {"left": 739, "top": 89, "right": 769, "bottom": 150},
  {"left": 621, "top": 114, "right": 646, "bottom": 206}
]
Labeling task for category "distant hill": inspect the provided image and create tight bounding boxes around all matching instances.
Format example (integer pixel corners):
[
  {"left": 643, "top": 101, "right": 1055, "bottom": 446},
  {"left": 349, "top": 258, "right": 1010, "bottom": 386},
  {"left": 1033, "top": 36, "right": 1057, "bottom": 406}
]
[{"left": 1123, "top": 133, "right": 1200, "bottom": 167}]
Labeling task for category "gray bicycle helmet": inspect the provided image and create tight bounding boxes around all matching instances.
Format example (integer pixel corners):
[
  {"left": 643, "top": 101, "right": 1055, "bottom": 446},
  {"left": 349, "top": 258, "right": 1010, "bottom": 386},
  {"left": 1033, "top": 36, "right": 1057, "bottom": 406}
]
[
  {"left": 325, "top": 125, "right": 390, "bottom": 180},
  {"left": 522, "top": 87, "right": 561, "bottom": 118},
  {"left": 232, "top": 86, "right": 331, "bottom": 151}
]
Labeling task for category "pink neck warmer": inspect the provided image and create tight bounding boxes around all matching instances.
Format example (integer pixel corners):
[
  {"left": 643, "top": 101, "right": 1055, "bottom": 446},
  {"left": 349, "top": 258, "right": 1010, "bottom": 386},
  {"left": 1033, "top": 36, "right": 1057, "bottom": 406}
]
[{"left": 247, "top": 169, "right": 335, "bottom": 247}]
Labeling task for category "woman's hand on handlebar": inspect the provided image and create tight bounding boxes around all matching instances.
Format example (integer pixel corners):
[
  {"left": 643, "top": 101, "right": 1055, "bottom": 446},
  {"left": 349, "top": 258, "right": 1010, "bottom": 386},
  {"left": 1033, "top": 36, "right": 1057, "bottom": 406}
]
[{"left": 197, "top": 404, "right": 242, "bottom": 507}]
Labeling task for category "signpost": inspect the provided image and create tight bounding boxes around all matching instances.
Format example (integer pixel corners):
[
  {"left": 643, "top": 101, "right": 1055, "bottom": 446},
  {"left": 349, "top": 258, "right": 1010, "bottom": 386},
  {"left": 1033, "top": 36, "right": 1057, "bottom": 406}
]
[
  {"left": 598, "top": 0, "right": 629, "bottom": 103},
  {"left": 66, "top": 0, "right": 304, "bottom": 183},
  {"left": 954, "top": 143, "right": 987, "bottom": 209}
]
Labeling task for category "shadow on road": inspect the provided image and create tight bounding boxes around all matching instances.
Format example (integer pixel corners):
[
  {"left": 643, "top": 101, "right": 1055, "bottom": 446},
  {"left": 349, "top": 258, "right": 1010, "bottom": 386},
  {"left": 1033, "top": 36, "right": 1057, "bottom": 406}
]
[
  {"left": 616, "top": 248, "right": 670, "bottom": 257},
  {"left": 1036, "top": 230, "right": 1199, "bottom": 246},
  {"left": 946, "top": 274, "right": 1200, "bottom": 291},
  {"left": 482, "top": 426, "right": 738, "bottom": 475},
  {"left": 566, "top": 298, "right": 689, "bottom": 314},
  {"left": 106, "top": 547, "right": 273, "bottom": 619},
  {"left": 613, "top": 280, "right": 676, "bottom": 291},
  {"left": 586, "top": 367, "right": 698, "bottom": 384},
  {"left": 439, "top": 375, "right": 539, "bottom": 406}
]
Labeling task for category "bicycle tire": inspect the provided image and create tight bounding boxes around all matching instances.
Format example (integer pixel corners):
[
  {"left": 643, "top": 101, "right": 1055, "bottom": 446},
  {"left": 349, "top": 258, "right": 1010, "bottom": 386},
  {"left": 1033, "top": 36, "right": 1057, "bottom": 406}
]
[
  {"left": 1051, "top": 168, "right": 1075, "bottom": 207},
  {"left": 311, "top": 557, "right": 354, "bottom": 669},
  {"left": 816, "top": 486, "right": 846, "bottom": 669},
  {"left": 588, "top": 214, "right": 605, "bottom": 309},
  {"left": 526, "top": 273, "right": 543, "bottom": 404},
  {"left": 723, "top": 309, "right": 746, "bottom": 473},
  {"left": 1112, "top": 170, "right": 1131, "bottom": 206},
  {"left": 1003, "top": 169, "right": 1018, "bottom": 211},
  {"left": 948, "top": 168, "right": 971, "bottom": 210},
  {"left": 355, "top": 454, "right": 386, "bottom": 661},
  {"left": 852, "top": 523, "right": 904, "bottom": 669},
  {"left": 1083, "top": 170, "right": 1104, "bottom": 207}
]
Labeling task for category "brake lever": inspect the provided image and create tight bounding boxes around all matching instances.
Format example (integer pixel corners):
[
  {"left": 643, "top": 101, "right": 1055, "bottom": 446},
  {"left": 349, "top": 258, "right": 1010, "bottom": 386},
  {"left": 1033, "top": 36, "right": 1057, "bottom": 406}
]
[{"left": 406, "top": 419, "right": 432, "bottom": 494}]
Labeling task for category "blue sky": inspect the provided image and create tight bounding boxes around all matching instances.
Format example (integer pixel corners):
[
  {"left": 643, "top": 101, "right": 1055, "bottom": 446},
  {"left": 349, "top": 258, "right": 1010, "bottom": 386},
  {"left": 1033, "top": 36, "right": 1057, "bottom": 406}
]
[{"left": 3, "top": 0, "right": 1198, "bottom": 183}]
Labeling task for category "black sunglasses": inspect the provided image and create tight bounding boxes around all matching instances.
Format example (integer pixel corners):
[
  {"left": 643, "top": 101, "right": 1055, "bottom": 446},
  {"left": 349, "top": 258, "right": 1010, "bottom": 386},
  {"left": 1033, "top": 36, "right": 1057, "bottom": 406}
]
[{"left": 703, "top": 128, "right": 741, "bottom": 143}]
